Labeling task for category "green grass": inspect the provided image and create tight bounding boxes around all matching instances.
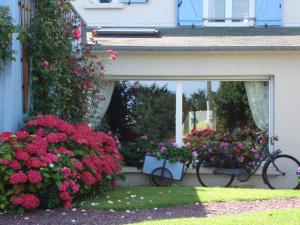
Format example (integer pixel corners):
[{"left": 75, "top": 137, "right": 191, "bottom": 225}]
[
  {"left": 128, "top": 208, "right": 300, "bottom": 225},
  {"left": 79, "top": 186, "right": 300, "bottom": 211}
]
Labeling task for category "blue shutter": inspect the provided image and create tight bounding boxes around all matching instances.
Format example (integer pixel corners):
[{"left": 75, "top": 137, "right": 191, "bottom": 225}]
[
  {"left": 178, "top": 0, "right": 203, "bottom": 26},
  {"left": 256, "top": 0, "right": 282, "bottom": 26},
  {"left": 119, "top": 0, "right": 148, "bottom": 3}
]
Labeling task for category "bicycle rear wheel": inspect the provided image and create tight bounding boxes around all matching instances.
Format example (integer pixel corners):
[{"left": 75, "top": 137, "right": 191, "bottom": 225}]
[
  {"left": 151, "top": 167, "right": 173, "bottom": 186},
  {"left": 196, "top": 153, "right": 234, "bottom": 187},
  {"left": 263, "top": 154, "right": 300, "bottom": 189}
]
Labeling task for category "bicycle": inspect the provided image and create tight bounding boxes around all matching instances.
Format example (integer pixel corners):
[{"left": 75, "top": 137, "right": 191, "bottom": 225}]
[{"left": 196, "top": 133, "right": 300, "bottom": 189}]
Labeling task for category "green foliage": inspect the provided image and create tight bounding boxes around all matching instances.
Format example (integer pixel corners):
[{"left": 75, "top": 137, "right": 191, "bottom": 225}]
[
  {"left": 214, "top": 82, "right": 255, "bottom": 130},
  {"left": 131, "top": 83, "right": 175, "bottom": 140},
  {"left": 119, "top": 138, "right": 156, "bottom": 168},
  {"left": 188, "top": 90, "right": 207, "bottom": 111},
  {"left": 119, "top": 137, "right": 192, "bottom": 168},
  {"left": 0, "top": 7, "right": 16, "bottom": 70},
  {"left": 25, "top": 0, "right": 107, "bottom": 124}
]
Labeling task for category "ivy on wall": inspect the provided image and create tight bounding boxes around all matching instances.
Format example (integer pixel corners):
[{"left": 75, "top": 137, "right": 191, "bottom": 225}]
[{"left": 0, "top": 6, "right": 16, "bottom": 70}]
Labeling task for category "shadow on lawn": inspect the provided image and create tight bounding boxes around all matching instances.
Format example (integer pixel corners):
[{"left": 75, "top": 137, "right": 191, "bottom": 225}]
[{"left": 0, "top": 187, "right": 210, "bottom": 225}]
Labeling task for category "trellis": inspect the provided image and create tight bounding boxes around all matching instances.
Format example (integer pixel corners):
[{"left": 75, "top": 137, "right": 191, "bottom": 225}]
[{"left": 19, "top": 0, "right": 33, "bottom": 113}]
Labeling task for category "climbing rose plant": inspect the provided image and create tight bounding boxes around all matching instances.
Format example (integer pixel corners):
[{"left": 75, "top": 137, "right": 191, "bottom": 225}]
[
  {"left": 26, "top": 0, "right": 117, "bottom": 124},
  {"left": 0, "top": 115, "right": 123, "bottom": 211}
]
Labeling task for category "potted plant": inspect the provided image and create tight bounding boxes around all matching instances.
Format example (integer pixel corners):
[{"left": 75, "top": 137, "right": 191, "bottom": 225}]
[{"left": 142, "top": 142, "right": 191, "bottom": 181}]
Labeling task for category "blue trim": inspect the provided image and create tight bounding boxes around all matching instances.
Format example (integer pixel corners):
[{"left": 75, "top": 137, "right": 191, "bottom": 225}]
[
  {"left": 178, "top": 0, "right": 203, "bottom": 27},
  {"left": 256, "top": 0, "right": 282, "bottom": 26}
]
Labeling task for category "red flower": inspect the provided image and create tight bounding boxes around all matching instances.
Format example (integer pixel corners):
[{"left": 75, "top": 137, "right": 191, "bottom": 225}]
[
  {"left": 21, "top": 194, "right": 40, "bottom": 209},
  {"left": 61, "top": 167, "right": 72, "bottom": 178},
  {"left": 64, "top": 200, "right": 72, "bottom": 208},
  {"left": 40, "top": 153, "right": 59, "bottom": 164},
  {"left": 24, "top": 136, "right": 48, "bottom": 155},
  {"left": 106, "top": 50, "right": 118, "bottom": 60},
  {"left": 15, "top": 151, "right": 30, "bottom": 161},
  {"left": 43, "top": 61, "right": 49, "bottom": 69},
  {"left": 9, "top": 171, "right": 27, "bottom": 184},
  {"left": 0, "top": 158, "right": 10, "bottom": 165},
  {"left": 80, "top": 171, "right": 96, "bottom": 185},
  {"left": 11, "top": 196, "right": 23, "bottom": 205},
  {"left": 59, "top": 182, "right": 69, "bottom": 192},
  {"left": 74, "top": 66, "right": 82, "bottom": 75},
  {"left": 72, "top": 184, "right": 79, "bottom": 193},
  {"left": 45, "top": 133, "right": 67, "bottom": 144},
  {"left": 72, "top": 28, "right": 81, "bottom": 39},
  {"left": 57, "top": 147, "right": 74, "bottom": 156},
  {"left": 71, "top": 158, "right": 83, "bottom": 170},
  {"left": 16, "top": 131, "right": 29, "bottom": 140},
  {"left": 59, "top": 191, "right": 71, "bottom": 201},
  {"left": 35, "top": 128, "right": 45, "bottom": 137},
  {"left": 82, "top": 157, "right": 96, "bottom": 170},
  {"left": 26, "top": 157, "right": 46, "bottom": 168},
  {"left": 243, "top": 151, "right": 249, "bottom": 157},
  {"left": 0, "top": 132, "right": 13, "bottom": 142},
  {"left": 9, "top": 160, "right": 22, "bottom": 170},
  {"left": 27, "top": 170, "right": 43, "bottom": 184}
]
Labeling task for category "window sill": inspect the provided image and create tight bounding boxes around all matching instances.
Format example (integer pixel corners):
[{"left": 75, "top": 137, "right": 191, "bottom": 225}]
[
  {"left": 84, "top": 3, "right": 124, "bottom": 9},
  {"left": 203, "top": 21, "right": 255, "bottom": 27}
]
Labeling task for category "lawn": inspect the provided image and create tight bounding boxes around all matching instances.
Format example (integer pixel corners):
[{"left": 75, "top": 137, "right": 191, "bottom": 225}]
[
  {"left": 127, "top": 208, "right": 300, "bottom": 225},
  {"left": 79, "top": 186, "right": 300, "bottom": 211}
]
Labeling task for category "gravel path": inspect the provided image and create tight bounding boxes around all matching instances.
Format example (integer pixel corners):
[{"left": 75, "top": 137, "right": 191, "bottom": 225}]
[{"left": 0, "top": 198, "right": 300, "bottom": 225}]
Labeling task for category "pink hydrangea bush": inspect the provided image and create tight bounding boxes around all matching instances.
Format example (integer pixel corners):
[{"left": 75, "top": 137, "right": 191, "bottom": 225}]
[{"left": 0, "top": 115, "right": 123, "bottom": 211}]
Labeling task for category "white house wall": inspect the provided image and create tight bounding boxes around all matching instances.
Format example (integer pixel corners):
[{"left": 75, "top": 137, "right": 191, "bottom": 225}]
[
  {"left": 71, "top": 0, "right": 300, "bottom": 27},
  {"left": 98, "top": 51, "right": 300, "bottom": 159},
  {"left": 0, "top": 0, "right": 24, "bottom": 132},
  {"left": 71, "top": 0, "right": 177, "bottom": 27},
  {"left": 283, "top": 0, "right": 300, "bottom": 26}
]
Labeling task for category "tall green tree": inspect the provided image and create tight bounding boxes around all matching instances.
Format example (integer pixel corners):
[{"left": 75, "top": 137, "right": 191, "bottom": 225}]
[
  {"left": 131, "top": 84, "right": 175, "bottom": 140},
  {"left": 189, "top": 90, "right": 207, "bottom": 111},
  {"left": 213, "top": 82, "right": 255, "bottom": 130}
]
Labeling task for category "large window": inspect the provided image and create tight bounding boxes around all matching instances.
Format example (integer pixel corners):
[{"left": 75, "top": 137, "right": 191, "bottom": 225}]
[
  {"left": 204, "top": 0, "right": 255, "bottom": 26},
  {"left": 102, "top": 80, "right": 271, "bottom": 148}
]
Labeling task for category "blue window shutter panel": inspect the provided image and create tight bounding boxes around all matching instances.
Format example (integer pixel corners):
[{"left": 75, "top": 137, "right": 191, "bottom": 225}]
[
  {"left": 119, "top": 0, "right": 148, "bottom": 3},
  {"left": 256, "top": 0, "right": 282, "bottom": 26},
  {"left": 178, "top": 0, "right": 203, "bottom": 26}
]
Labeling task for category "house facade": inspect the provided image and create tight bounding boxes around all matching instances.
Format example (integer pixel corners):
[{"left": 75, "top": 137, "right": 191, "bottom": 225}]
[{"left": 70, "top": 0, "right": 300, "bottom": 188}]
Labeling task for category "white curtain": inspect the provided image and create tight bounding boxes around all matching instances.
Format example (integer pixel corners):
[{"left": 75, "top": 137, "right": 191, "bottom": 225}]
[
  {"left": 92, "top": 81, "right": 115, "bottom": 128},
  {"left": 232, "top": 0, "right": 249, "bottom": 19},
  {"left": 208, "top": 0, "right": 226, "bottom": 20},
  {"left": 244, "top": 81, "right": 269, "bottom": 131}
]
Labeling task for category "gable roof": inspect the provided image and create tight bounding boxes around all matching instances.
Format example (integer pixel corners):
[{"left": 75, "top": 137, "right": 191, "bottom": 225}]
[{"left": 89, "top": 27, "right": 300, "bottom": 52}]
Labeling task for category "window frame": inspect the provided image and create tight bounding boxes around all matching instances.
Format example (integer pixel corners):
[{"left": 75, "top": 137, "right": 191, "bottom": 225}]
[{"left": 203, "top": 0, "right": 256, "bottom": 27}]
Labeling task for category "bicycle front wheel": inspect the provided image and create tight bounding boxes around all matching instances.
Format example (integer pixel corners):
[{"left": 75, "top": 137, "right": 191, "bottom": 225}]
[
  {"left": 196, "top": 153, "right": 234, "bottom": 187},
  {"left": 151, "top": 167, "right": 173, "bottom": 186},
  {"left": 263, "top": 154, "right": 300, "bottom": 189}
]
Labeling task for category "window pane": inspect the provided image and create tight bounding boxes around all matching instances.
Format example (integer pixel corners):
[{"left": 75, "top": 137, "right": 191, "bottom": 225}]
[
  {"left": 182, "top": 81, "right": 220, "bottom": 134},
  {"left": 182, "top": 80, "right": 269, "bottom": 137},
  {"left": 232, "top": 0, "right": 249, "bottom": 20},
  {"left": 208, "top": 0, "right": 226, "bottom": 20},
  {"left": 104, "top": 80, "right": 176, "bottom": 142}
]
